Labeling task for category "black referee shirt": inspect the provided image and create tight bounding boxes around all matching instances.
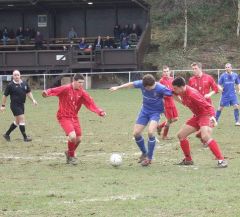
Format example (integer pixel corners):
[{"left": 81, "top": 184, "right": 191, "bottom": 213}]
[{"left": 4, "top": 81, "right": 31, "bottom": 104}]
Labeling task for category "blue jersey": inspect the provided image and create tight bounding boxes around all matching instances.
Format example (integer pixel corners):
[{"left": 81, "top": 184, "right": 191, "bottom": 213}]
[
  {"left": 218, "top": 72, "right": 239, "bottom": 98},
  {"left": 133, "top": 80, "right": 172, "bottom": 113}
]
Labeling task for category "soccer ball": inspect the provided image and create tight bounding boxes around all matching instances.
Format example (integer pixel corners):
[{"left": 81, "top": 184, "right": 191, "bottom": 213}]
[{"left": 110, "top": 153, "right": 122, "bottom": 167}]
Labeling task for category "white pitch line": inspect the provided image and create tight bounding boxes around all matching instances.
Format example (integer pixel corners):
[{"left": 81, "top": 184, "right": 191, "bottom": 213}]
[{"left": 63, "top": 194, "right": 141, "bottom": 204}]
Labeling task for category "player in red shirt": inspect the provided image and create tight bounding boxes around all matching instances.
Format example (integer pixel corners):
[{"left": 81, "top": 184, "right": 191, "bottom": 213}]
[
  {"left": 42, "top": 74, "right": 106, "bottom": 165},
  {"left": 157, "top": 66, "right": 178, "bottom": 139},
  {"left": 188, "top": 62, "right": 219, "bottom": 143},
  {"left": 172, "top": 76, "right": 227, "bottom": 168}
]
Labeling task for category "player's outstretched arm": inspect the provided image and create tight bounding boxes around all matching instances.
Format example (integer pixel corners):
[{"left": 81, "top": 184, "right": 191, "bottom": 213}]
[
  {"left": 42, "top": 90, "right": 48, "bottom": 98},
  {"left": 109, "top": 82, "right": 134, "bottom": 92},
  {"left": 217, "top": 84, "right": 223, "bottom": 92},
  {"left": 27, "top": 92, "right": 38, "bottom": 105}
]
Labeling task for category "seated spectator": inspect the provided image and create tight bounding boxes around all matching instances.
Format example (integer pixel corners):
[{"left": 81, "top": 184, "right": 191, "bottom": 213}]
[
  {"left": 122, "top": 24, "right": 131, "bottom": 36},
  {"left": 8, "top": 29, "right": 15, "bottom": 39},
  {"left": 2, "top": 27, "right": 9, "bottom": 45},
  {"left": 93, "top": 35, "right": 103, "bottom": 50},
  {"left": 120, "top": 36, "right": 129, "bottom": 49},
  {"left": 68, "top": 27, "right": 77, "bottom": 41},
  {"left": 16, "top": 27, "right": 24, "bottom": 45},
  {"left": 78, "top": 37, "right": 88, "bottom": 50},
  {"left": 113, "top": 24, "right": 121, "bottom": 41},
  {"left": 35, "top": 31, "right": 43, "bottom": 49},
  {"left": 104, "top": 36, "right": 115, "bottom": 49},
  {"left": 24, "top": 27, "right": 31, "bottom": 44}
]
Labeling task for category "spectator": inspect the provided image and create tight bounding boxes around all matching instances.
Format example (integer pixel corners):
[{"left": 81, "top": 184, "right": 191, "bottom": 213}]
[
  {"left": 16, "top": 27, "right": 24, "bottom": 45},
  {"left": 120, "top": 36, "right": 129, "bottom": 49},
  {"left": 104, "top": 36, "right": 115, "bottom": 49},
  {"left": 113, "top": 24, "right": 121, "bottom": 41},
  {"left": 131, "top": 23, "right": 142, "bottom": 37},
  {"left": 78, "top": 37, "right": 88, "bottom": 50},
  {"left": 35, "top": 31, "right": 43, "bottom": 50},
  {"left": 2, "top": 27, "right": 9, "bottom": 45},
  {"left": 93, "top": 35, "right": 103, "bottom": 50},
  {"left": 24, "top": 27, "right": 31, "bottom": 44},
  {"left": 68, "top": 27, "right": 77, "bottom": 41}
]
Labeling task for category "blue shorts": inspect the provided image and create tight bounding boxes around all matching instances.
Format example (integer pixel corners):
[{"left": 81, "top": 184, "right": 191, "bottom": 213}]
[
  {"left": 136, "top": 110, "right": 161, "bottom": 126},
  {"left": 220, "top": 95, "right": 239, "bottom": 107}
]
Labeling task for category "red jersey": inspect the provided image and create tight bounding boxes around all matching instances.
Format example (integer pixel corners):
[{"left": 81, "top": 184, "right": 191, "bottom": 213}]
[
  {"left": 188, "top": 73, "right": 218, "bottom": 104},
  {"left": 46, "top": 84, "right": 103, "bottom": 119},
  {"left": 159, "top": 76, "right": 175, "bottom": 108},
  {"left": 178, "top": 85, "right": 215, "bottom": 116}
]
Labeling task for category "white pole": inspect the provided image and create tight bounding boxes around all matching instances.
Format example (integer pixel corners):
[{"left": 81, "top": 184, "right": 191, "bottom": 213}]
[
  {"left": 129, "top": 71, "right": 131, "bottom": 82},
  {"left": 217, "top": 69, "right": 220, "bottom": 82},
  {"left": 43, "top": 74, "right": 46, "bottom": 90},
  {"left": 0, "top": 75, "right": 2, "bottom": 92},
  {"left": 85, "top": 73, "right": 88, "bottom": 90}
]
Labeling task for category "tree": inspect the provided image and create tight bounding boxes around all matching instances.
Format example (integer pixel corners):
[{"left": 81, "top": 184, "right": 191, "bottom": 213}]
[
  {"left": 183, "top": 0, "right": 188, "bottom": 50},
  {"left": 237, "top": 0, "right": 240, "bottom": 37}
]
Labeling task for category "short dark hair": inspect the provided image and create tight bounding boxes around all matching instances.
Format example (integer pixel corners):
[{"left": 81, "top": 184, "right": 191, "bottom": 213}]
[
  {"left": 142, "top": 74, "right": 155, "bottom": 87},
  {"left": 191, "top": 62, "right": 202, "bottom": 69},
  {"left": 172, "top": 76, "right": 186, "bottom": 87},
  {"left": 73, "top": 73, "right": 84, "bottom": 81}
]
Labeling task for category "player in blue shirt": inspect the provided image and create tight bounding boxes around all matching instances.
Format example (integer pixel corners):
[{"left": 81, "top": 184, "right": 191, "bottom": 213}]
[
  {"left": 110, "top": 74, "right": 172, "bottom": 166},
  {"left": 216, "top": 63, "right": 240, "bottom": 126}
]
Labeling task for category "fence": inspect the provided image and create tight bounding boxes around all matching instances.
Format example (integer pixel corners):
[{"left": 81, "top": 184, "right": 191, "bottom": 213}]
[{"left": 1, "top": 69, "right": 240, "bottom": 92}]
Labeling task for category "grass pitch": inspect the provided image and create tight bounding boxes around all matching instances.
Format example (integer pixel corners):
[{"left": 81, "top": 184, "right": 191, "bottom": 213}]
[{"left": 0, "top": 89, "right": 240, "bottom": 217}]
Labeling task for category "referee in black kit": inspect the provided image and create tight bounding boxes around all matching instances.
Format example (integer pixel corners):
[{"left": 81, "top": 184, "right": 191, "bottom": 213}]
[{"left": 0, "top": 70, "right": 37, "bottom": 142}]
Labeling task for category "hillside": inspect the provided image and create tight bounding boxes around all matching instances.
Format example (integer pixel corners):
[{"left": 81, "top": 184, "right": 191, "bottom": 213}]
[{"left": 144, "top": 0, "right": 240, "bottom": 69}]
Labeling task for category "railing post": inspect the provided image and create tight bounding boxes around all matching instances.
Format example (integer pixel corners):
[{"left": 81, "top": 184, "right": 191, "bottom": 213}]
[
  {"left": 43, "top": 74, "right": 46, "bottom": 90},
  {"left": 172, "top": 70, "right": 175, "bottom": 78},
  {"left": 217, "top": 69, "right": 220, "bottom": 82},
  {"left": 85, "top": 73, "right": 88, "bottom": 90},
  {"left": 129, "top": 71, "right": 131, "bottom": 82},
  {"left": 0, "top": 75, "right": 2, "bottom": 92}
]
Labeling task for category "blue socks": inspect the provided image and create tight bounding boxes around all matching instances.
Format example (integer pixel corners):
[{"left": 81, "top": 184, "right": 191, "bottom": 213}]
[
  {"left": 234, "top": 109, "right": 239, "bottom": 122},
  {"left": 135, "top": 136, "right": 147, "bottom": 154},
  {"left": 216, "top": 110, "right": 221, "bottom": 122},
  {"left": 147, "top": 136, "right": 156, "bottom": 160}
]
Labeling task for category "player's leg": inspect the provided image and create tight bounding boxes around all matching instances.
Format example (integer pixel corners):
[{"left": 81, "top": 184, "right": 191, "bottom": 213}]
[
  {"left": 133, "top": 123, "right": 147, "bottom": 163},
  {"left": 232, "top": 103, "right": 240, "bottom": 126},
  {"left": 177, "top": 121, "right": 197, "bottom": 165},
  {"left": 17, "top": 114, "right": 31, "bottom": 142},
  {"left": 162, "top": 106, "right": 178, "bottom": 139},
  {"left": 200, "top": 125, "right": 227, "bottom": 168},
  {"left": 216, "top": 97, "right": 225, "bottom": 122}
]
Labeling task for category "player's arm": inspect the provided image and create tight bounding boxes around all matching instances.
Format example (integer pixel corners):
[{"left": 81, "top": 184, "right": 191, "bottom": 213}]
[
  {"left": 173, "top": 94, "right": 182, "bottom": 104},
  {"left": 217, "top": 75, "right": 224, "bottom": 92},
  {"left": 109, "top": 82, "right": 134, "bottom": 91},
  {"left": 205, "top": 77, "right": 219, "bottom": 99},
  {"left": 27, "top": 92, "right": 37, "bottom": 105},
  {"left": 0, "top": 95, "right": 7, "bottom": 112},
  {"left": 81, "top": 91, "right": 106, "bottom": 117},
  {"left": 42, "top": 85, "right": 66, "bottom": 98}
]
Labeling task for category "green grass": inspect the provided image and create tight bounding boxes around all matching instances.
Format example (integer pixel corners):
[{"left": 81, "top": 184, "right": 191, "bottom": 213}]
[{"left": 0, "top": 89, "right": 240, "bottom": 217}]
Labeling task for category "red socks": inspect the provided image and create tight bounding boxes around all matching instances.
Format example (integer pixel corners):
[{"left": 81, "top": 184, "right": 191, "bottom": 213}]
[
  {"left": 68, "top": 141, "right": 76, "bottom": 157},
  {"left": 180, "top": 139, "right": 192, "bottom": 161},
  {"left": 207, "top": 139, "right": 224, "bottom": 160},
  {"left": 158, "top": 121, "right": 166, "bottom": 129},
  {"left": 162, "top": 126, "right": 169, "bottom": 138}
]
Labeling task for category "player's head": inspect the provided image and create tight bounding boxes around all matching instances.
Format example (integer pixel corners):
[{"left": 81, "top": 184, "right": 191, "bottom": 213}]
[
  {"left": 73, "top": 73, "right": 85, "bottom": 89},
  {"left": 142, "top": 74, "right": 156, "bottom": 90},
  {"left": 191, "top": 62, "right": 202, "bottom": 77},
  {"left": 12, "top": 69, "right": 21, "bottom": 83},
  {"left": 172, "top": 76, "right": 186, "bottom": 94},
  {"left": 162, "top": 65, "right": 170, "bottom": 77},
  {"left": 225, "top": 63, "right": 232, "bottom": 73}
]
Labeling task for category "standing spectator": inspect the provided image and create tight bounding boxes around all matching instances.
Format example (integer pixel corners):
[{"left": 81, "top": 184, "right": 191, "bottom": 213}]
[
  {"left": 68, "top": 27, "right": 77, "bottom": 41},
  {"left": 131, "top": 23, "right": 142, "bottom": 37},
  {"left": 35, "top": 31, "right": 43, "bottom": 50},
  {"left": 172, "top": 76, "right": 227, "bottom": 168},
  {"left": 2, "top": 27, "right": 9, "bottom": 45},
  {"left": 24, "top": 27, "right": 31, "bottom": 44},
  {"left": 0, "top": 70, "right": 37, "bottom": 142},
  {"left": 157, "top": 66, "right": 178, "bottom": 139},
  {"left": 42, "top": 74, "right": 106, "bottom": 165},
  {"left": 110, "top": 74, "right": 172, "bottom": 166},
  {"left": 216, "top": 63, "right": 240, "bottom": 126},
  {"left": 16, "top": 27, "right": 24, "bottom": 45},
  {"left": 113, "top": 24, "right": 121, "bottom": 41}
]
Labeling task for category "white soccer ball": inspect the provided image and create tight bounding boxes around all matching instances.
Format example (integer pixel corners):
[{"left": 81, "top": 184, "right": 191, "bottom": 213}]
[{"left": 110, "top": 153, "right": 122, "bottom": 167}]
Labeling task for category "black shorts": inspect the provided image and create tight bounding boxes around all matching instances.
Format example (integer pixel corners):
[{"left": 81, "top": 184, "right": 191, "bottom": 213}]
[{"left": 10, "top": 103, "right": 25, "bottom": 116}]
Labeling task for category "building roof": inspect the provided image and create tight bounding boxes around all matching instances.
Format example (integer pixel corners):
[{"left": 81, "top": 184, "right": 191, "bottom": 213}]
[{"left": 0, "top": 0, "right": 150, "bottom": 10}]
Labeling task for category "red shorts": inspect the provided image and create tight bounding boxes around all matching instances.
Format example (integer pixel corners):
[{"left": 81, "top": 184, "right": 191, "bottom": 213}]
[
  {"left": 164, "top": 105, "right": 178, "bottom": 120},
  {"left": 58, "top": 117, "right": 82, "bottom": 136},
  {"left": 186, "top": 115, "right": 214, "bottom": 130}
]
